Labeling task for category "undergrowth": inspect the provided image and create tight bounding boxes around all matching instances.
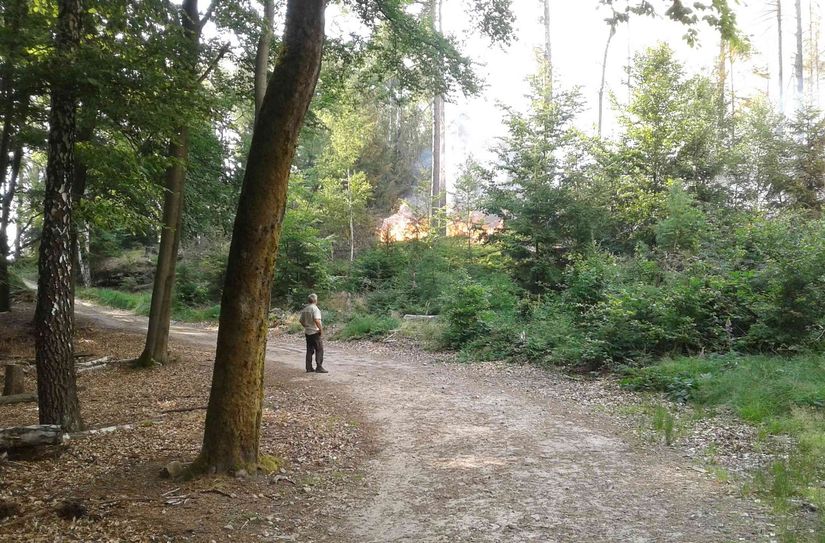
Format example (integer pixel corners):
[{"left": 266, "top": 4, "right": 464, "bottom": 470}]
[
  {"left": 622, "top": 354, "right": 825, "bottom": 540},
  {"left": 78, "top": 287, "right": 220, "bottom": 323},
  {"left": 335, "top": 314, "right": 399, "bottom": 340}
]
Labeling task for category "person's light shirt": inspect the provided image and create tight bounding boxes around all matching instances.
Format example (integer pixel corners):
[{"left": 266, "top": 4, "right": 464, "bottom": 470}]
[{"left": 299, "top": 303, "right": 322, "bottom": 335}]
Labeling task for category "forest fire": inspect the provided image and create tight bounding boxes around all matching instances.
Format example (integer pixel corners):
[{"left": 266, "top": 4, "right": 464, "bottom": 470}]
[
  {"left": 447, "top": 211, "right": 504, "bottom": 241},
  {"left": 378, "top": 204, "right": 502, "bottom": 243},
  {"left": 378, "top": 204, "right": 429, "bottom": 242}
]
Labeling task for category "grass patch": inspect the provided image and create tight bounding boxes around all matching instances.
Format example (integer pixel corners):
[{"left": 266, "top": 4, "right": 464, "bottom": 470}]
[
  {"left": 173, "top": 303, "right": 221, "bottom": 322},
  {"left": 78, "top": 287, "right": 152, "bottom": 315},
  {"left": 398, "top": 318, "right": 447, "bottom": 350},
  {"left": 78, "top": 287, "right": 221, "bottom": 323},
  {"left": 336, "top": 314, "right": 399, "bottom": 340},
  {"left": 621, "top": 354, "right": 825, "bottom": 422},
  {"left": 623, "top": 353, "right": 825, "bottom": 540}
]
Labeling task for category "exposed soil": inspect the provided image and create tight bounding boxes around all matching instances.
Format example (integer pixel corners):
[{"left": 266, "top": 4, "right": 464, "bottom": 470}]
[{"left": 1, "top": 299, "right": 787, "bottom": 542}]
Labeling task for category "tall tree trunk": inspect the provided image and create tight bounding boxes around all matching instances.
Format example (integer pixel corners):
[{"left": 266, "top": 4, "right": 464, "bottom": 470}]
[
  {"left": 137, "top": 0, "right": 200, "bottom": 367},
  {"left": 347, "top": 171, "right": 354, "bottom": 262},
  {"left": 0, "top": 0, "right": 26, "bottom": 313},
  {"left": 254, "top": 0, "right": 275, "bottom": 119},
  {"left": 778, "top": 0, "right": 785, "bottom": 112},
  {"left": 137, "top": 132, "right": 187, "bottom": 367},
  {"left": 716, "top": 38, "right": 727, "bottom": 123},
  {"left": 543, "top": 0, "right": 552, "bottom": 93},
  {"left": 0, "top": 146, "right": 21, "bottom": 312},
  {"left": 195, "top": 0, "right": 325, "bottom": 475},
  {"left": 35, "top": 0, "right": 83, "bottom": 433},
  {"left": 597, "top": 24, "right": 616, "bottom": 137},
  {"left": 795, "top": 0, "right": 804, "bottom": 99},
  {"left": 431, "top": 0, "right": 446, "bottom": 230},
  {"left": 71, "top": 111, "right": 95, "bottom": 290},
  {"left": 432, "top": 95, "right": 444, "bottom": 216}
]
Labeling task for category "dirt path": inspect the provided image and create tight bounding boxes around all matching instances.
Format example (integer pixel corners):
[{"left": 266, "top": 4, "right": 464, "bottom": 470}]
[{"left": 74, "top": 300, "right": 776, "bottom": 542}]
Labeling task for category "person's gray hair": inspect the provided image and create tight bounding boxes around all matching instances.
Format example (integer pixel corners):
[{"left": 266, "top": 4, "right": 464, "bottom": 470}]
[{"left": 308, "top": 293, "right": 318, "bottom": 303}]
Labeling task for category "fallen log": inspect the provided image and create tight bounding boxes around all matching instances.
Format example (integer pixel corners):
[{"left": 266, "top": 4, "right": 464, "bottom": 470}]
[
  {"left": 76, "top": 356, "right": 112, "bottom": 374},
  {"left": 402, "top": 314, "right": 438, "bottom": 321},
  {"left": 0, "top": 393, "right": 36, "bottom": 405},
  {"left": 0, "top": 425, "right": 65, "bottom": 450}
]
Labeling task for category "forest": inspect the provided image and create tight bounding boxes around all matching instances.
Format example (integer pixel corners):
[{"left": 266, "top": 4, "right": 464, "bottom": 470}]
[{"left": 2, "top": 0, "right": 825, "bottom": 541}]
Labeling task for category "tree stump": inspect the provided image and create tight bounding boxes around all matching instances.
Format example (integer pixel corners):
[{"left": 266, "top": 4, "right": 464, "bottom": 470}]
[{"left": 3, "top": 365, "right": 24, "bottom": 396}]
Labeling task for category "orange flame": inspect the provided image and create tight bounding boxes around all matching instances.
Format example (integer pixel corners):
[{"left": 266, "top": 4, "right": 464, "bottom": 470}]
[
  {"left": 378, "top": 204, "right": 429, "bottom": 242},
  {"left": 378, "top": 204, "right": 502, "bottom": 243}
]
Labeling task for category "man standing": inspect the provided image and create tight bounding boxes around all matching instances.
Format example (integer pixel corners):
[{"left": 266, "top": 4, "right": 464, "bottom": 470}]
[{"left": 299, "top": 293, "right": 327, "bottom": 373}]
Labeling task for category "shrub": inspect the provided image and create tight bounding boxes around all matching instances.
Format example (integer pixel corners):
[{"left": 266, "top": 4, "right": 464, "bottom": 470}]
[
  {"left": 337, "top": 314, "right": 399, "bottom": 340},
  {"left": 441, "top": 281, "right": 492, "bottom": 346},
  {"left": 350, "top": 247, "right": 409, "bottom": 291}
]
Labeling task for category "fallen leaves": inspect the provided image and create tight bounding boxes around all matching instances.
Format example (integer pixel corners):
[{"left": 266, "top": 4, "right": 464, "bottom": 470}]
[{"left": 0, "top": 304, "right": 371, "bottom": 542}]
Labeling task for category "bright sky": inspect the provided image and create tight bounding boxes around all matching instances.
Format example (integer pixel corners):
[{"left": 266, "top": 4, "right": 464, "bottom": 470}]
[{"left": 438, "top": 0, "right": 825, "bottom": 198}]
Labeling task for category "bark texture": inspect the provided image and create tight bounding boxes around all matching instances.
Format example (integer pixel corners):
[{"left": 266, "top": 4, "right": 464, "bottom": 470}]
[
  {"left": 138, "top": 0, "right": 200, "bottom": 367},
  {"left": 0, "top": 392, "right": 35, "bottom": 405},
  {"left": 35, "top": 0, "right": 83, "bottom": 432},
  {"left": 196, "top": 0, "right": 325, "bottom": 475}
]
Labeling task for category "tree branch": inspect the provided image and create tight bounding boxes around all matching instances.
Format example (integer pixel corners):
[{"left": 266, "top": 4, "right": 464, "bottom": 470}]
[{"left": 196, "top": 43, "right": 230, "bottom": 84}]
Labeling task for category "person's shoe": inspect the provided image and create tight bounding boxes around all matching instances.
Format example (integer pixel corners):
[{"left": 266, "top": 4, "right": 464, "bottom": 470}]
[
  {"left": 315, "top": 367, "right": 329, "bottom": 374},
  {"left": 306, "top": 368, "right": 315, "bottom": 373}
]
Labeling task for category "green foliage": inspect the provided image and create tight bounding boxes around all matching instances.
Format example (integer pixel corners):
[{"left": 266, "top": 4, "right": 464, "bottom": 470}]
[
  {"left": 78, "top": 288, "right": 153, "bottom": 316},
  {"left": 441, "top": 280, "right": 492, "bottom": 346},
  {"left": 621, "top": 354, "right": 825, "bottom": 422},
  {"left": 175, "top": 241, "right": 229, "bottom": 306},
  {"left": 336, "top": 314, "right": 399, "bottom": 340},
  {"left": 272, "top": 177, "right": 332, "bottom": 308},
  {"left": 624, "top": 353, "right": 825, "bottom": 534},
  {"left": 485, "top": 82, "right": 593, "bottom": 292},
  {"left": 78, "top": 287, "right": 221, "bottom": 323},
  {"left": 654, "top": 182, "right": 708, "bottom": 252},
  {"left": 350, "top": 246, "right": 410, "bottom": 291}
]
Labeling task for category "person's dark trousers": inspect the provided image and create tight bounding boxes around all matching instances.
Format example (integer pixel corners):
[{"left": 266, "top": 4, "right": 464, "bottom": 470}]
[{"left": 305, "top": 332, "right": 323, "bottom": 371}]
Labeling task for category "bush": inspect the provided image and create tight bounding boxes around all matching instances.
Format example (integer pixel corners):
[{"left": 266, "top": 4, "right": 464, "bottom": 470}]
[
  {"left": 441, "top": 281, "right": 492, "bottom": 346},
  {"left": 350, "top": 247, "right": 409, "bottom": 291},
  {"left": 272, "top": 205, "right": 332, "bottom": 308},
  {"left": 337, "top": 314, "right": 399, "bottom": 340},
  {"left": 175, "top": 241, "right": 229, "bottom": 306}
]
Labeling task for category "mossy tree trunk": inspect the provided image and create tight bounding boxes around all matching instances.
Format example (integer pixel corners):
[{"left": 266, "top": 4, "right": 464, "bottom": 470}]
[
  {"left": 35, "top": 0, "right": 83, "bottom": 433},
  {"left": 196, "top": 0, "right": 325, "bottom": 475}
]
